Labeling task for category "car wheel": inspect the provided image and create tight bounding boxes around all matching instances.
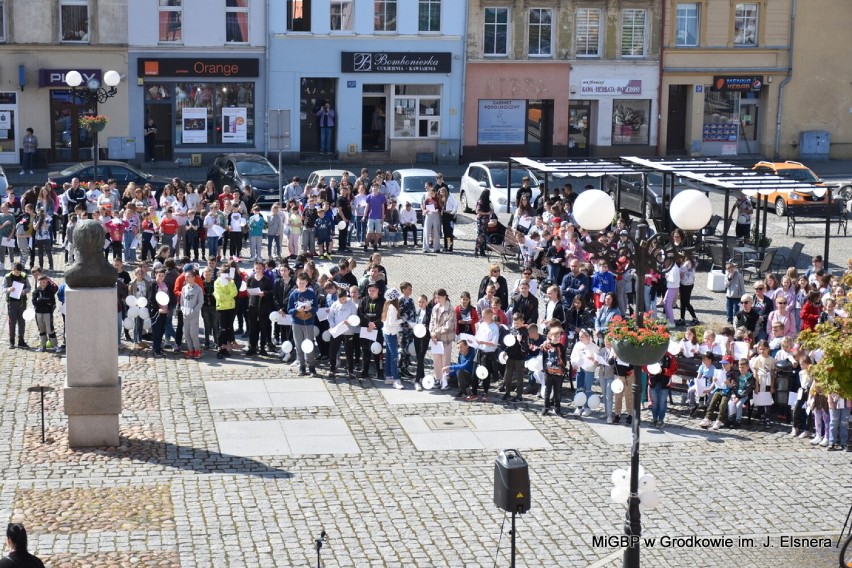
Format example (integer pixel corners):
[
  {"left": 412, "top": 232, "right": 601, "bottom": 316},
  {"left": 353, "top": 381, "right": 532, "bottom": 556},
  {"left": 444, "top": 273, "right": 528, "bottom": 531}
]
[
  {"left": 840, "top": 185, "right": 852, "bottom": 202},
  {"left": 460, "top": 191, "right": 471, "bottom": 213},
  {"left": 774, "top": 197, "right": 787, "bottom": 217}
]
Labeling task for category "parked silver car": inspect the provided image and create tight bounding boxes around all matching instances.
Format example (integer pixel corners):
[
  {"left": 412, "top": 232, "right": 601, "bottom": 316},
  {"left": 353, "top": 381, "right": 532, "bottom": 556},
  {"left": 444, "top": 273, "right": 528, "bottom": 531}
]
[
  {"left": 460, "top": 161, "right": 539, "bottom": 214},
  {"left": 392, "top": 168, "right": 453, "bottom": 223}
]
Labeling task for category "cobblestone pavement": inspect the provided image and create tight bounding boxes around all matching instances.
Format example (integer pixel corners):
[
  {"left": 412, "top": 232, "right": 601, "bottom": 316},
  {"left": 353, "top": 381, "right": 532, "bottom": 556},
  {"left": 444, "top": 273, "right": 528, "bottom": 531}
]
[{"left": 0, "top": 208, "right": 850, "bottom": 568}]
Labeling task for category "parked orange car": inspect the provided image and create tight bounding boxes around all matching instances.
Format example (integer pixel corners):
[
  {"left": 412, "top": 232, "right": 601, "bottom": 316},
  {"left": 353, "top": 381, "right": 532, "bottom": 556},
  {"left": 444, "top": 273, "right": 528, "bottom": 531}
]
[{"left": 751, "top": 161, "right": 828, "bottom": 216}]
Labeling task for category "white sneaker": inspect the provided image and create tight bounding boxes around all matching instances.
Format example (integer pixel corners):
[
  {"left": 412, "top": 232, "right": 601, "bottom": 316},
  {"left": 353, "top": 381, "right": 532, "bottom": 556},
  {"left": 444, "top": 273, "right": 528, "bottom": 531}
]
[
  {"left": 788, "top": 428, "right": 799, "bottom": 437},
  {"left": 699, "top": 418, "right": 712, "bottom": 428},
  {"left": 54, "top": 346, "right": 62, "bottom": 353},
  {"left": 415, "top": 382, "right": 423, "bottom": 392},
  {"left": 581, "top": 408, "right": 592, "bottom": 417},
  {"left": 384, "top": 378, "right": 393, "bottom": 385},
  {"left": 393, "top": 380, "right": 404, "bottom": 390},
  {"left": 440, "top": 377, "right": 449, "bottom": 390},
  {"left": 819, "top": 438, "right": 830, "bottom": 447},
  {"left": 711, "top": 421, "right": 722, "bottom": 430},
  {"left": 810, "top": 435, "right": 823, "bottom": 445},
  {"left": 797, "top": 431, "right": 810, "bottom": 439},
  {"left": 573, "top": 408, "right": 582, "bottom": 416}
]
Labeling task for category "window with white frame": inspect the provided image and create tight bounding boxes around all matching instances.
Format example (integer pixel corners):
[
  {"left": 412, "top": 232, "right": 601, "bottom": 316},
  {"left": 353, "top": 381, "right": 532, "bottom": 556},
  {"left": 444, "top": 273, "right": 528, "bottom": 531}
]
[
  {"left": 734, "top": 3, "right": 758, "bottom": 45},
  {"left": 226, "top": 0, "right": 249, "bottom": 43},
  {"left": 621, "top": 9, "right": 646, "bottom": 56},
  {"left": 484, "top": 7, "right": 509, "bottom": 56},
  {"left": 675, "top": 3, "right": 699, "bottom": 46},
  {"left": 392, "top": 85, "right": 441, "bottom": 138},
  {"left": 331, "top": 0, "right": 354, "bottom": 31},
  {"left": 158, "top": 0, "right": 182, "bottom": 43},
  {"left": 575, "top": 8, "right": 601, "bottom": 57},
  {"left": 60, "top": 0, "right": 89, "bottom": 43},
  {"left": 528, "top": 8, "right": 552, "bottom": 57},
  {"left": 287, "top": 0, "right": 311, "bottom": 31},
  {"left": 418, "top": 0, "right": 440, "bottom": 33},
  {"left": 0, "top": 1, "right": 6, "bottom": 43},
  {"left": 374, "top": 0, "right": 397, "bottom": 32}
]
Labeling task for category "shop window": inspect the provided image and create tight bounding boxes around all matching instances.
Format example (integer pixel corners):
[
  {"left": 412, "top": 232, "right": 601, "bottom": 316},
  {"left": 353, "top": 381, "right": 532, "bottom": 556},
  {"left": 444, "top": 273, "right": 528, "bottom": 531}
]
[
  {"left": 0, "top": 1, "right": 7, "bottom": 43},
  {"left": 702, "top": 90, "right": 739, "bottom": 142},
  {"left": 418, "top": 0, "right": 440, "bottom": 33},
  {"left": 734, "top": 3, "right": 758, "bottom": 46},
  {"left": 621, "top": 9, "right": 646, "bottom": 57},
  {"left": 392, "top": 85, "right": 440, "bottom": 139},
  {"left": 173, "top": 82, "right": 254, "bottom": 146},
  {"left": 226, "top": 0, "right": 249, "bottom": 43},
  {"left": 575, "top": 8, "right": 601, "bottom": 57},
  {"left": 60, "top": 0, "right": 89, "bottom": 43},
  {"left": 287, "top": 0, "right": 310, "bottom": 32},
  {"left": 331, "top": 0, "right": 353, "bottom": 31},
  {"left": 484, "top": 7, "right": 509, "bottom": 56},
  {"left": 159, "top": 0, "right": 182, "bottom": 43},
  {"left": 675, "top": 3, "right": 699, "bottom": 46},
  {"left": 374, "top": 0, "right": 396, "bottom": 32},
  {"left": 612, "top": 99, "right": 650, "bottom": 145},
  {"left": 528, "top": 8, "right": 552, "bottom": 57}
]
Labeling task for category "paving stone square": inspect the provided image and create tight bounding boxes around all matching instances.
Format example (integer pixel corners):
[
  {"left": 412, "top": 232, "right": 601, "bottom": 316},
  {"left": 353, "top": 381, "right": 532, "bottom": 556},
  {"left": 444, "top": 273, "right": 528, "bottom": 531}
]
[{"left": 214, "top": 418, "right": 360, "bottom": 456}]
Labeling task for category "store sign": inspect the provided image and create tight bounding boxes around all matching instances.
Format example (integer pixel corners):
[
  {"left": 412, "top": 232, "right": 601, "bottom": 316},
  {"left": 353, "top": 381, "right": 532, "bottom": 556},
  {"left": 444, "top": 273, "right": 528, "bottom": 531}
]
[
  {"left": 137, "top": 58, "right": 259, "bottom": 78},
  {"left": 713, "top": 76, "right": 763, "bottom": 92},
  {"left": 580, "top": 79, "right": 642, "bottom": 96},
  {"left": 477, "top": 100, "right": 526, "bottom": 145},
  {"left": 38, "top": 69, "right": 101, "bottom": 88},
  {"left": 341, "top": 52, "right": 451, "bottom": 73}
]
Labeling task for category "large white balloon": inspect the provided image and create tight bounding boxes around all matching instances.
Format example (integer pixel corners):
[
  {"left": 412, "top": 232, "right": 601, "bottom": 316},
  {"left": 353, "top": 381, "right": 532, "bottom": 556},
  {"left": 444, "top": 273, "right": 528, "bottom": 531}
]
[
  {"left": 370, "top": 341, "right": 382, "bottom": 354},
  {"left": 670, "top": 189, "right": 712, "bottom": 231},
  {"left": 136, "top": 297, "right": 148, "bottom": 308},
  {"left": 337, "top": 221, "right": 347, "bottom": 231},
  {"left": 647, "top": 363, "right": 662, "bottom": 375},
  {"left": 269, "top": 312, "right": 281, "bottom": 324},
  {"left": 503, "top": 334, "right": 516, "bottom": 347},
  {"left": 611, "top": 379, "right": 625, "bottom": 394},
  {"left": 573, "top": 392, "right": 587, "bottom": 407},
  {"left": 407, "top": 342, "right": 416, "bottom": 356},
  {"left": 413, "top": 323, "right": 427, "bottom": 338},
  {"left": 313, "top": 325, "right": 320, "bottom": 338},
  {"left": 347, "top": 315, "right": 361, "bottom": 327},
  {"left": 281, "top": 340, "right": 293, "bottom": 354},
  {"left": 126, "top": 306, "right": 141, "bottom": 319},
  {"left": 123, "top": 317, "right": 135, "bottom": 330},
  {"left": 301, "top": 339, "right": 314, "bottom": 354},
  {"left": 611, "top": 485, "right": 630, "bottom": 505},
  {"left": 573, "top": 189, "right": 616, "bottom": 231},
  {"left": 587, "top": 394, "right": 601, "bottom": 411},
  {"left": 611, "top": 469, "right": 629, "bottom": 487},
  {"left": 638, "top": 491, "right": 660, "bottom": 511},
  {"left": 638, "top": 474, "right": 657, "bottom": 494},
  {"left": 125, "top": 295, "right": 137, "bottom": 308},
  {"left": 239, "top": 280, "right": 247, "bottom": 292},
  {"left": 155, "top": 291, "right": 170, "bottom": 306},
  {"left": 667, "top": 340, "right": 681, "bottom": 355},
  {"left": 524, "top": 357, "right": 543, "bottom": 372},
  {"left": 321, "top": 331, "right": 331, "bottom": 342},
  {"left": 498, "top": 351, "right": 509, "bottom": 364},
  {"left": 476, "top": 365, "right": 488, "bottom": 379},
  {"left": 22, "top": 308, "right": 35, "bottom": 322},
  {"left": 422, "top": 375, "right": 436, "bottom": 390}
]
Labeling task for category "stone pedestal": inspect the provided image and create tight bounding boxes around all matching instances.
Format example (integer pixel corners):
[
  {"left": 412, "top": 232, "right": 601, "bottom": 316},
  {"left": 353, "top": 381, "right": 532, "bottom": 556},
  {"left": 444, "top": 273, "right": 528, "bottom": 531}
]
[{"left": 63, "top": 287, "right": 122, "bottom": 447}]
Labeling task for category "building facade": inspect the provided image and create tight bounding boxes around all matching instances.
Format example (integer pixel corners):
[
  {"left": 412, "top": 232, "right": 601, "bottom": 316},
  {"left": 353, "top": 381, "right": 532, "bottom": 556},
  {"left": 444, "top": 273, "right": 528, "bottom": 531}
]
[
  {"left": 0, "top": 0, "right": 129, "bottom": 166},
  {"left": 267, "top": 0, "right": 466, "bottom": 164},
  {"left": 464, "top": 0, "right": 660, "bottom": 161},
  {"left": 128, "top": 0, "right": 267, "bottom": 163}
]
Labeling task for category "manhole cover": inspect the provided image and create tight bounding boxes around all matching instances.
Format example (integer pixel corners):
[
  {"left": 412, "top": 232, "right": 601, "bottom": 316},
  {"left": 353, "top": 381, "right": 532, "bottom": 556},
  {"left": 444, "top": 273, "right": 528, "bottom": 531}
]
[{"left": 424, "top": 417, "right": 471, "bottom": 431}]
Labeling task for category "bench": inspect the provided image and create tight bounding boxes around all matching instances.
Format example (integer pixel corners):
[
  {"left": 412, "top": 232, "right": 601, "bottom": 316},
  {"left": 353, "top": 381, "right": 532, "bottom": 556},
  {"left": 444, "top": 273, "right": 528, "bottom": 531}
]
[
  {"left": 487, "top": 229, "right": 523, "bottom": 269},
  {"left": 786, "top": 201, "right": 847, "bottom": 236},
  {"left": 668, "top": 354, "right": 701, "bottom": 403}
]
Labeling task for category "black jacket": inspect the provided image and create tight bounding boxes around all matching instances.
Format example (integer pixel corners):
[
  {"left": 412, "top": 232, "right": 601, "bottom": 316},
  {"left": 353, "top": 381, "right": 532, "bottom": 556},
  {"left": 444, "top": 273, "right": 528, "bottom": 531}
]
[
  {"left": 246, "top": 274, "right": 274, "bottom": 312},
  {"left": 511, "top": 292, "right": 539, "bottom": 325},
  {"left": 478, "top": 274, "right": 509, "bottom": 311},
  {"left": 358, "top": 295, "right": 385, "bottom": 334}
]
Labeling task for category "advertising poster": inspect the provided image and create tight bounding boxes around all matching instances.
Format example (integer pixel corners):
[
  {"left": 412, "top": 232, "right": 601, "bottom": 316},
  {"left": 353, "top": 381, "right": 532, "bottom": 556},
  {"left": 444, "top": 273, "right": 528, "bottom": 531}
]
[
  {"left": 222, "top": 107, "right": 247, "bottom": 143},
  {"left": 181, "top": 107, "right": 207, "bottom": 144},
  {"left": 477, "top": 100, "right": 526, "bottom": 145}
]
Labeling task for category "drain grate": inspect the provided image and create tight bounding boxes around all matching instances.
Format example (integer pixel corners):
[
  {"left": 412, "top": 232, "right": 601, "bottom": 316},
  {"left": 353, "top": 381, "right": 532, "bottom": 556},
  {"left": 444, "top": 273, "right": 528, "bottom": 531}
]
[{"left": 424, "top": 417, "right": 472, "bottom": 431}]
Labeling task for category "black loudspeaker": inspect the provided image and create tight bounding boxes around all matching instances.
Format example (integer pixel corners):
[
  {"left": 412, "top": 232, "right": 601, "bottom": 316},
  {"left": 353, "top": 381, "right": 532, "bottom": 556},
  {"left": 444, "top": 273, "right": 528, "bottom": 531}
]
[{"left": 493, "top": 449, "right": 531, "bottom": 514}]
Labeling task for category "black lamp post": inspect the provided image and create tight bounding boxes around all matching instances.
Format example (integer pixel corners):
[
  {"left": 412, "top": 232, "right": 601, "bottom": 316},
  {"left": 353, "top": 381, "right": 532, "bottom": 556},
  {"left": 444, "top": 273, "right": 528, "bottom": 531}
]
[
  {"left": 65, "top": 70, "right": 121, "bottom": 180},
  {"left": 573, "top": 189, "right": 713, "bottom": 568}
]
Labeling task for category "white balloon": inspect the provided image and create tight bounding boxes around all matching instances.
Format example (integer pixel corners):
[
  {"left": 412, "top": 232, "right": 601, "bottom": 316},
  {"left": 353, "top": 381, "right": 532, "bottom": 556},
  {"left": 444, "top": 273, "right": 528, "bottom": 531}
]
[
  {"left": 337, "top": 221, "right": 347, "bottom": 231},
  {"left": 667, "top": 340, "right": 681, "bottom": 355},
  {"left": 136, "top": 297, "right": 148, "bottom": 308},
  {"left": 347, "top": 315, "right": 361, "bottom": 327},
  {"left": 422, "top": 375, "right": 435, "bottom": 390},
  {"left": 638, "top": 474, "right": 657, "bottom": 494},
  {"left": 125, "top": 295, "right": 137, "bottom": 308},
  {"left": 503, "top": 334, "right": 516, "bottom": 347},
  {"left": 413, "top": 323, "right": 427, "bottom": 338},
  {"left": 638, "top": 491, "right": 660, "bottom": 510},
  {"left": 239, "top": 281, "right": 247, "bottom": 292},
  {"left": 524, "top": 357, "right": 543, "bottom": 372},
  {"left": 269, "top": 311, "right": 281, "bottom": 324},
  {"left": 321, "top": 331, "right": 331, "bottom": 342},
  {"left": 611, "top": 468, "right": 630, "bottom": 487},
  {"left": 407, "top": 343, "right": 416, "bottom": 356},
  {"left": 587, "top": 394, "right": 601, "bottom": 411},
  {"left": 155, "top": 291, "right": 170, "bottom": 306},
  {"left": 141, "top": 311, "right": 151, "bottom": 321},
  {"left": 123, "top": 317, "right": 135, "bottom": 330},
  {"left": 573, "top": 392, "right": 587, "bottom": 407},
  {"left": 476, "top": 365, "right": 488, "bottom": 379},
  {"left": 301, "top": 339, "right": 314, "bottom": 354},
  {"left": 611, "top": 379, "right": 625, "bottom": 394},
  {"left": 611, "top": 485, "right": 630, "bottom": 505},
  {"left": 581, "top": 358, "right": 597, "bottom": 372},
  {"left": 498, "top": 351, "right": 508, "bottom": 365},
  {"left": 313, "top": 325, "right": 320, "bottom": 338},
  {"left": 143, "top": 320, "right": 152, "bottom": 332},
  {"left": 126, "top": 306, "right": 140, "bottom": 319},
  {"left": 281, "top": 340, "right": 293, "bottom": 354},
  {"left": 647, "top": 363, "right": 662, "bottom": 375},
  {"left": 370, "top": 341, "right": 382, "bottom": 354},
  {"left": 22, "top": 308, "right": 35, "bottom": 322}
]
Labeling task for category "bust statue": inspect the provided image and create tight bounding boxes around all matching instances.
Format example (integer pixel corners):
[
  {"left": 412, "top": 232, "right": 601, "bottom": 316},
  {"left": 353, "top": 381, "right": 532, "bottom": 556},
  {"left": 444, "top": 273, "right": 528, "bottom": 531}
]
[{"left": 64, "top": 219, "right": 117, "bottom": 288}]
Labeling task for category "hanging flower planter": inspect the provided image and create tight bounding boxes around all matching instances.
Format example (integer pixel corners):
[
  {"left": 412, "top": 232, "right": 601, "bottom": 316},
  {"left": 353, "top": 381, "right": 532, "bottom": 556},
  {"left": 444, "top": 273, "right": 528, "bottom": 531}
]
[
  {"left": 79, "top": 114, "right": 109, "bottom": 132},
  {"left": 606, "top": 312, "right": 672, "bottom": 366}
]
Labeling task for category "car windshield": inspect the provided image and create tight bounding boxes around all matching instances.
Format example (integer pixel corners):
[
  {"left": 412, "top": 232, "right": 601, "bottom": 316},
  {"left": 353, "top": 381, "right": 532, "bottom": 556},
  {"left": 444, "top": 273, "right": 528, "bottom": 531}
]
[
  {"left": 775, "top": 168, "right": 820, "bottom": 184},
  {"left": 490, "top": 168, "right": 533, "bottom": 188},
  {"left": 399, "top": 176, "right": 434, "bottom": 192},
  {"left": 237, "top": 160, "right": 276, "bottom": 176}
]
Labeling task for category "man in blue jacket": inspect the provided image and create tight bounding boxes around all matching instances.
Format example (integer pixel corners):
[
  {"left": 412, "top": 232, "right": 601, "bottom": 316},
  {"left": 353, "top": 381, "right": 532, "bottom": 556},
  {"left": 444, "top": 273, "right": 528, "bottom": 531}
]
[
  {"left": 560, "top": 260, "right": 589, "bottom": 306},
  {"left": 443, "top": 339, "right": 477, "bottom": 399},
  {"left": 287, "top": 271, "right": 319, "bottom": 376}
]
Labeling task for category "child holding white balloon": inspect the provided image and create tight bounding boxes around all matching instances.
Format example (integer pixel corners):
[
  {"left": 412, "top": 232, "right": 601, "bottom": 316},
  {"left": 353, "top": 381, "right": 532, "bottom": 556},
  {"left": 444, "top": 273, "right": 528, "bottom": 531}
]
[
  {"left": 327, "top": 287, "right": 358, "bottom": 381},
  {"left": 541, "top": 326, "right": 567, "bottom": 416},
  {"left": 569, "top": 328, "right": 599, "bottom": 416},
  {"left": 597, "top": 335, "right": 616, "bottom": 422}
]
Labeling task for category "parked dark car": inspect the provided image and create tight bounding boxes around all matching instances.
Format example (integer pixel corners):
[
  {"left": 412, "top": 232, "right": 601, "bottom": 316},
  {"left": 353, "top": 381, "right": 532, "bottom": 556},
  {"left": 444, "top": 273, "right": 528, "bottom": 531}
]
[
  {"left": 605, "top": 172, "right": 693, "bottom": 222},
  {"left": 207, "top": 153, "right": 282, "bottom": 196},
  {"left": 47, "top": 161, "right": 173, "bottom": 193}
]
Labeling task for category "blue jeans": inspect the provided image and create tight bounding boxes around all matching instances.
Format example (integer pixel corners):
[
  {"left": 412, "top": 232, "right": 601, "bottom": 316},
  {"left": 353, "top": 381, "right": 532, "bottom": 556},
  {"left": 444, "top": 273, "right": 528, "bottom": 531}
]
[
  {"left": 207, "top": 236, "right": 219, "bottom": 258},
  {"left": 829, "top": 406, "right": 849, "bottom": 446},
  {"left": 267, "top": 235, "right": 280, "bottom": 258},
  {"left": 650, "top": 384, "right": 669, "bottom": 423},
  {"left": 123, "top": 229, "right": 137, "bottom": 261},
  {"left": 726, "top": 297, "right": 740, "bottom": 323},
  {"left": 319, "top": 127, "right": 333, "bottom": 152},
  {"left": 383, "top": 332, "right": 399, "bottom": 381},
  {"left": 600, "top": 376, "right": 614, "bottom": 419},
  {"left": 354, "top": 217, "right": 365, "bottom": 243},
  {"left": 575, "top": 369, "right": 594, "bottom": 408}
]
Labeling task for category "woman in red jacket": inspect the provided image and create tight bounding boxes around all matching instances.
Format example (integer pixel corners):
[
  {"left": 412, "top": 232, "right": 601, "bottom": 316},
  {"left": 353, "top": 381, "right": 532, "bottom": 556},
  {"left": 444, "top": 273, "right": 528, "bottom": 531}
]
[
  {"left": 455, "top": 291, "right": 479, "bottom": 336},
  {"left": 799, "top": 290, "right": 822, "bottom": 331}
]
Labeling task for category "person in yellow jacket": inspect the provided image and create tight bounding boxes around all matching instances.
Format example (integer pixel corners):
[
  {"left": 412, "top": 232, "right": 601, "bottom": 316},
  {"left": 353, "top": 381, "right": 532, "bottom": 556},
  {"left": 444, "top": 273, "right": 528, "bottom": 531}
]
[{"left": 213, "top": 271, "right": 238, "bottom": 359}]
